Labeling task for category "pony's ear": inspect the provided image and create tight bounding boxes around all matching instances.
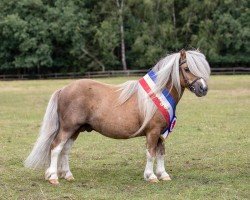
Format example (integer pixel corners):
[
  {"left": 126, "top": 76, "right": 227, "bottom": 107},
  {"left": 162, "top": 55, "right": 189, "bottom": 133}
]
[{"left": 180, "top": 49, "right": 186, "bottom": 60}]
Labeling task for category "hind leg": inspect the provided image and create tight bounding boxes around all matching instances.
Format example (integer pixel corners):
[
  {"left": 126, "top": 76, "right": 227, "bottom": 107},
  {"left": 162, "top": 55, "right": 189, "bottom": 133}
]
[
  {"left": 58, "top": 132, "right": 80, "bottom": 181},
  {"left": 58, "top": 139, "right": 75, "bottom": 181},
  {"left": 45, "top": 129, "right": 74, "bottom": 185}
]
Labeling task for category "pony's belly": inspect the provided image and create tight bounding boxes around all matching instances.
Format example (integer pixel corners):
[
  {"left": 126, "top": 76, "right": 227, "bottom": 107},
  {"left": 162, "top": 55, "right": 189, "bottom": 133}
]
[
  {"left": 89, "top": 113, "right": 141, "bottom": 139},
  {"left": 84, "top": 83, "right": 142, "bottom": 139}
]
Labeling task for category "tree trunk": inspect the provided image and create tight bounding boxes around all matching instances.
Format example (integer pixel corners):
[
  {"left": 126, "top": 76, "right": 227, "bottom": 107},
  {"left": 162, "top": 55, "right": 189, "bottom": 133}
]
[
  {"left": 116, "top": 0, "right": 127, "bottom": 71},
  {"left": 172, "top": 0, "right": 177, "bottom": 50}
]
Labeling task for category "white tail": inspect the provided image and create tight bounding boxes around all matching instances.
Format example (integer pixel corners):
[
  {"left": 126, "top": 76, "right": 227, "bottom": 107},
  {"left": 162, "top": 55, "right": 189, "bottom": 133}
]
[{"left": 25, "top": 90, "right": 61, "bottom": 169}]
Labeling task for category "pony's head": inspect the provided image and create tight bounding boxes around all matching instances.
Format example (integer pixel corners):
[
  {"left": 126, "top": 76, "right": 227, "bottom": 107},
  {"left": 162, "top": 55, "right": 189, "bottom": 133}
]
[
  {"left": 179, "top": 49, "right": 210, "bottom": 97},
  {"left": 153, "top": 49, "right": 211, "bottom": 98}
]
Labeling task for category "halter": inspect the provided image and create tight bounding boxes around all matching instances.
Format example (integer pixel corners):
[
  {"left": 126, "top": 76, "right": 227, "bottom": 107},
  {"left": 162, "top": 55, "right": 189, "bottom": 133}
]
[{"left": 179, "top": 59, "right": 201, "bottom": 93}]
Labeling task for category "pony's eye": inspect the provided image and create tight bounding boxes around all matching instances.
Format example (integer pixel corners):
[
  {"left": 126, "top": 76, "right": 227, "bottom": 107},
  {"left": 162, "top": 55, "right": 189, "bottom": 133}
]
[{"left": 184, "top": 67, "right": 190, "bottom": 72}]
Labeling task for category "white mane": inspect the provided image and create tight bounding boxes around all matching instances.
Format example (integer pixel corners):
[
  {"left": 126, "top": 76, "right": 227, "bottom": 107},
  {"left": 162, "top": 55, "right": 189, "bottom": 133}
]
[{"left": 118, "top": 50, "right": 211, "bottom": 135}]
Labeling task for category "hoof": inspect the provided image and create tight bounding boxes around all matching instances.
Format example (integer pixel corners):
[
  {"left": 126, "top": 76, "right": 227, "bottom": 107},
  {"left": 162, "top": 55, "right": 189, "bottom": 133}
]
[
  {"left": 45, "top": 171, "right": 50, "bottom": 180},
  {"left": 65, "top": 176, "right": 75, "bottom": 181},
  {"left": 160, "top": 176, "right": 171, "bottom": 181},
  {"left": 148, "top": 178, "right": 159, "bottom": 183},
  {"left": 49, "top": 179, "right": 59, "bottom": 185}
]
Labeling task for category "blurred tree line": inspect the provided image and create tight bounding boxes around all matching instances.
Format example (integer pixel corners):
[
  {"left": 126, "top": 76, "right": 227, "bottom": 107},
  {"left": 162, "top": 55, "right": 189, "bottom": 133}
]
[{"left": 0, "top": 0, "right": 249, "bottom": 74}]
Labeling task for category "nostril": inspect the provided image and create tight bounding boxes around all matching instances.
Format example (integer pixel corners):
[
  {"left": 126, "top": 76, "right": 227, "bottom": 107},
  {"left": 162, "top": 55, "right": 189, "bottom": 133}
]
[{"left": 199, "top": 84, "right": 208, "bottom": 91}]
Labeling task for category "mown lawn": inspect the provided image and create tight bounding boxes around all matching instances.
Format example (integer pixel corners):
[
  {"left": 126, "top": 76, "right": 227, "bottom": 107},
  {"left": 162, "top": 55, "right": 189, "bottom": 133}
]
[{"left": 0, "top": 75, "right": 249, "bottom": 200}]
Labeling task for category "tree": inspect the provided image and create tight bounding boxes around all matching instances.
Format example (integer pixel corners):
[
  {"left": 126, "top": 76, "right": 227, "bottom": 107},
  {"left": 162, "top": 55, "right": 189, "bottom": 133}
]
[
  {"left": 182, "top": 0, "right": 250, "bottom": 65},
  {"left": 116, "top": 0, "right": 127, "bottom": 70},
  {"left": 0, "top": 0, "right": 52, "bottom": 73},
  {"left": 0, "top": 0, "right": 249, "bottom": 74}
]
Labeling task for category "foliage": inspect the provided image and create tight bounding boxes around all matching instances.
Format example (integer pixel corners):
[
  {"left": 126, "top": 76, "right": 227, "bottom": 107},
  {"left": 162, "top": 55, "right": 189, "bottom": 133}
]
[{"left": 0, "top": 0, "right": 249, "bottom": 73}]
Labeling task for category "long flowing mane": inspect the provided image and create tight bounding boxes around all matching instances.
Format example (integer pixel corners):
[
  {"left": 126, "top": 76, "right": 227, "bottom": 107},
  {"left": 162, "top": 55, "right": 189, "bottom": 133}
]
[{"left": 118, "top": 50, "right": 211, "bottom": 134}]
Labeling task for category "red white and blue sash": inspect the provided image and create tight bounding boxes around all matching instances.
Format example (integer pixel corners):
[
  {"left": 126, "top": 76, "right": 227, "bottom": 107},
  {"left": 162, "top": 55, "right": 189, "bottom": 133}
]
[{"left": 139, "top": 70, "right": 177, "bottom": 140}]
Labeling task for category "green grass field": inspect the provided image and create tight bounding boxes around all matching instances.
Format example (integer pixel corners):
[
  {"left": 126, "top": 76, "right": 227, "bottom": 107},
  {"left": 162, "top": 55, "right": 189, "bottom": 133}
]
[{"left": 0, "top": 76, "right": 249, "bottom": 200}]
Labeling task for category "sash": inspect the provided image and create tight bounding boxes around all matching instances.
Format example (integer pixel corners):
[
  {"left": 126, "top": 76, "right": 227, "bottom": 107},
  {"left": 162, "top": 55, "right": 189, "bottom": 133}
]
[{"left": 139, "top": 70, "right": 177, "bottom": 140}]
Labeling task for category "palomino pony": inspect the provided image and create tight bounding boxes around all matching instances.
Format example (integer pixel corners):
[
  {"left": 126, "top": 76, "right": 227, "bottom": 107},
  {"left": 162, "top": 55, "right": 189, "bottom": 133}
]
[{"left": 25, "top": 50, "right": 210, "bottom": 185}]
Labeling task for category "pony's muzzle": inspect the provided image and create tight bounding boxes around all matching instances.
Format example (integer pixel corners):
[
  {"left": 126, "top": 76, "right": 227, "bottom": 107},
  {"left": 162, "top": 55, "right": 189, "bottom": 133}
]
[{"left": 193, "top": 78, "right": 208, "bottom": 97}]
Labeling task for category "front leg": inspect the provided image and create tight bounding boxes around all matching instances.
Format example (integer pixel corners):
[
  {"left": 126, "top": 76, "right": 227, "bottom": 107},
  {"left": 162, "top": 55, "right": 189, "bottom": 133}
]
[
  {"left": 144, "top": 130, "right": 160, "bottom": 183},
  {"left": 155, "top": 139, "right": 171, "bottom": 181}
]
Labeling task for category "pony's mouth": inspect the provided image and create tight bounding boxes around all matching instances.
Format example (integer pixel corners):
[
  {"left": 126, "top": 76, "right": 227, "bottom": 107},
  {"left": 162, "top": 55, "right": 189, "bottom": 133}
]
[
  {"left": 192, "top": 79, "right": 208, "bottom": 97},
  {"left": 194, "top": 90, "right": 207, "bottom": 97}
]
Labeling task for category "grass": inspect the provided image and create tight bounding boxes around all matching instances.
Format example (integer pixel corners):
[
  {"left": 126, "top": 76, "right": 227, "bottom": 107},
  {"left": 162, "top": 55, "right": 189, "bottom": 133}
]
[{"left": 0, "top": 75, "right": 249, "bottom": 200}]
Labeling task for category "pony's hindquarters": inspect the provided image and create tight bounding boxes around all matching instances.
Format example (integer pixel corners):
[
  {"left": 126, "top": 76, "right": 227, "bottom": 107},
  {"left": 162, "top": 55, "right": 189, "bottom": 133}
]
[{"left": 24, "top": 89, "right": 61, "bottom": 169}]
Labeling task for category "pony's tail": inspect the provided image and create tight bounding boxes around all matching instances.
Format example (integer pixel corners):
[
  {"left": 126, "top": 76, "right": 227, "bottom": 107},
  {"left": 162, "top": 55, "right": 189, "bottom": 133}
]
[{"left": 24, "top": 89, "right": 61, "bottom": 169}]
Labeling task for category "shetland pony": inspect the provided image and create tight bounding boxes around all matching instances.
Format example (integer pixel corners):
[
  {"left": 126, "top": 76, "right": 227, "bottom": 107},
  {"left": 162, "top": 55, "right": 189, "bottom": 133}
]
[{"left": 25, "top": 50, "right": 210, "bottom": 184}]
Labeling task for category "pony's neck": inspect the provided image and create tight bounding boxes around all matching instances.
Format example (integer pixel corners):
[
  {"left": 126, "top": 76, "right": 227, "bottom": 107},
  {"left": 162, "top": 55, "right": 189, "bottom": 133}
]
[{"left": 165, "top": 81, "right": 185, "bottom": 105}]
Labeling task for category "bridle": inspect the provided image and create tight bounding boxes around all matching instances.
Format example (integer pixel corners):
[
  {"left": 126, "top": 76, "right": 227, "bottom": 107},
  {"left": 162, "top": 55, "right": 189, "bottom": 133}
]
[{"left": 179, "top": 59, "right": 201, "bottom": 93}]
